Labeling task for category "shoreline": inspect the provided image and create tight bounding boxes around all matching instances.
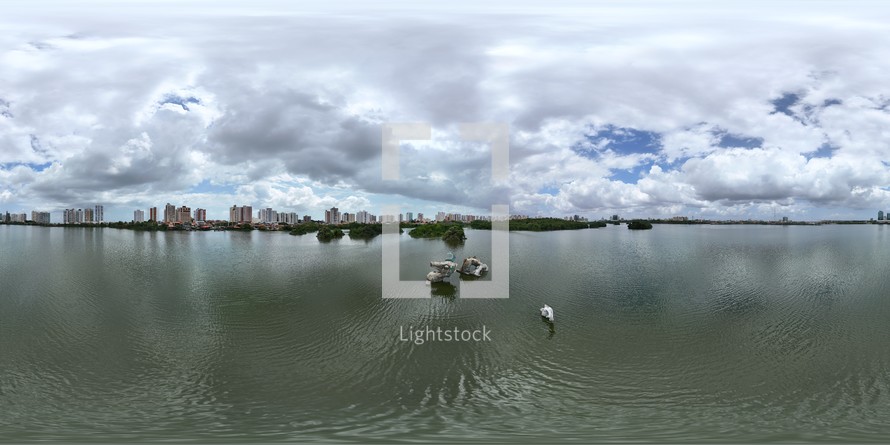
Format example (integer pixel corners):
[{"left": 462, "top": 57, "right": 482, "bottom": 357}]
[{"left": 2, "top": 220, "right": 889, "bottom": 232}]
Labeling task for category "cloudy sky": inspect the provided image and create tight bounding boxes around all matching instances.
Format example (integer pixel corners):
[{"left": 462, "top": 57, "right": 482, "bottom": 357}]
[{"left": 1, "top": 1, "right": 889, "bottom": 222}]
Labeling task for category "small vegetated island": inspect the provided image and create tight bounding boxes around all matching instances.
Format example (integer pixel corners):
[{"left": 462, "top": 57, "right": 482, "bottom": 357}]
[
  {"left": 627, "top": 220, "right": 653, "bottom": 230},
  {"left": 290, "top": 222, "right": 397, "bottom": 240},
  {"left": 442, "top": 225, "right": 467, "bottom": 243},
  {"left": 469, "top": 217, "right": 607, "bottom": 231},
  {"left": 315, "top": 225, "right": 344, "bottom": 241},
  {"left": 289, "top": 221, "right": 320, "bottom": 235},
  {"left": 344, "top": 222, "right": 384, "bottom": 240},
  {"left": 106, "top": 221, "right": 169, "bottom": 231},
  {"left": 408, "top": 222, "right": 467, "bottom": 243}
]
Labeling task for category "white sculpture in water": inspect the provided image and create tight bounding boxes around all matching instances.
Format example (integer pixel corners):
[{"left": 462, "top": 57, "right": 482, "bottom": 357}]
[
  {"left": 427, "top": 253, "right": 490, "bottom": 283},
  {"left": 458, "top": 256, "right": 488, "bottom": 276},
  {"left": 427, "top": 253, "right": 458, "bottom": 283},
  {"left": 540, "top": 304, "right": 555, "bottom": 322}
]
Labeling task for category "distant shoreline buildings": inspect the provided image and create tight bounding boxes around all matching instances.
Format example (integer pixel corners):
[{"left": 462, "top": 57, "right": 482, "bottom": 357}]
[
  {"left": 3, "top": 203, "right": 890, "bottom": 227},
  {"left": 60, "top": 205, "right": 104, "bottom": 225}
]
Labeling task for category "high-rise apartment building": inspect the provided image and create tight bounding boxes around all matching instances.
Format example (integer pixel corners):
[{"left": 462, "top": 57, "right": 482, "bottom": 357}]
[
  {"left": 164, "top": 203, "right": 176, "bottom": 223},
  {"left": 134, "top": 210, "right": 145, "bottom": 222},
  {"left": 406, "top": 212, "right": 413, "bottom": 223},
  {"left": 31, "top": 211, "right": 51, "bottom": 224},
  {"left": 94, "top": 205, "right": 104, "bottom": 223},
  {"left": 325, "top": 207, "right": 340, "bottom": 225},
  {"left": 257, "top": 207, "right": 275, "bottom": 223},
  {"left": 229, "top": 205, "right": 253, "bottom": 223},
  {"left": 149, "top": 207, "right": 158, "bottom": 222},
  {"left": 176, "top": 206, "right": 191, "bottom": 223},
  {"left": 257, "top": 207, "right": 284, "bottom": 224},
  {"left": 194, "top": 208, "right": 207, "bottom": 222},
  {"left": 278, "top": 212, "right": 298, "bottom": 224}
]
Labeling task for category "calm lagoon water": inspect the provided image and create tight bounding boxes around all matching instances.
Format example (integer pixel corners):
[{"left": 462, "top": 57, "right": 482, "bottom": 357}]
[{"left": 2, "top": 224, "right": 890, "bottom": 442}]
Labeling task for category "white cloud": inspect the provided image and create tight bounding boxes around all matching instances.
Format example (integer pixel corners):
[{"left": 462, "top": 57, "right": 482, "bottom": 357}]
[{"left": 2, "top": 2, "right": 890, "bottom": 221}]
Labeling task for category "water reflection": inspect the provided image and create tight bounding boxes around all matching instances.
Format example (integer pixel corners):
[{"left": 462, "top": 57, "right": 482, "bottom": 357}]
[
  {"left": 541, "top": 317, "right": 556, "bottom": 338},
  {"left": 3, "top": 225, "right": 890, "bottom": 442},
  {"left": 430, "top": 282, "right": 457, "bottom": 298},
  {"left": 444, "top": 239, "right": 464, "bottom": 249}
]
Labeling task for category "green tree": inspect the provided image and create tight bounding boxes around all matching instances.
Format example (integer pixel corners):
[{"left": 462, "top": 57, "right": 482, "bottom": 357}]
[
  {"left": 289, "top": 222, "right": 320, "bottom": 235},
  {"left": 472, "top": 217, "right": 607, "bottom": 231},
  {"left": 442, "top": 225, "right": 466, "bottom": 244},
  {"left": 316, "top": 226, "right": 344, "bottom": 241},
  {"left": 347, "top": 224, "right": 383, "bottom": 239},
  {"left": 408, "top": 222, "right": 460, "bottom": 238},
  {"left": 469, "top": 220, "right": 492, "bottom": 230},
  {"left": 627, "top": 220, "right": 653, "bottom": 230}
]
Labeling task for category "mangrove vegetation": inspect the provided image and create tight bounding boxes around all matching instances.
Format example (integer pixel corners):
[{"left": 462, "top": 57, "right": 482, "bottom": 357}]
[
  {"left": 469, "top": 218, "right": 606, "bottom": 231},
  {"left": 316, "top": 226, "right": 345, "bottom": 241},
  {"left": 289, "top": 222, "right": 320, "bottom": 235},
  {"left": 627, "top": 220, "right": 653, "bottom": 230}
]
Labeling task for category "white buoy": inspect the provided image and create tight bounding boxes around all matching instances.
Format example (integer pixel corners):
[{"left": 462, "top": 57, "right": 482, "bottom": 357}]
[{"left": 540, "top": 304, "right": 554, "bottom": 322}]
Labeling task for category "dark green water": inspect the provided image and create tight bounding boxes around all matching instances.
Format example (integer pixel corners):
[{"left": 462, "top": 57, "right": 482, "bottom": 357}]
[{"left": 2, "top": 224, "right": 889, "bottom": 442}]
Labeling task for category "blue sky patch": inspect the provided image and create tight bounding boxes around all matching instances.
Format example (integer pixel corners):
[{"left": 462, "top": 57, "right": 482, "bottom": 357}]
[
  {"left": 575, "top": 125, "right": 662, "bottom": 156},
  {"left": 160, "top": 94, "right": 201, "bottom": 111},
  {"left": 32, "top": 162, "right": 52, "bottom": 171},
  {"left": 597, "top": 126, "right": 661, "bottom": 154},
  {"left": 189, "top": 179, "right": 236, "bottom": 194},
  {"left": 569, "top": 125, "right": 661, "bottom": 184},
  {"left": 771, "top": 92, "right": 800, "bottom": 117},
  {"left": 538, "top": 185, "right": 560, "bottom": 196},
  {"left": 609, "top": 162, "right": 654, "bottom": 184},
  {"left": 1, "top": 161, "right": 52, "bottom": 172},
  {"left": 807, "top": 143, "right": 837, "bottom": 159},
  {"left": 716, "top": 130, "right": 763, "bottom": 149}
]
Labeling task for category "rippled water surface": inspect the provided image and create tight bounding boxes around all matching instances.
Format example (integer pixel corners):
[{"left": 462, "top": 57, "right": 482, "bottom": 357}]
[{"left": 2, "top": 224, "right": 890, "bottom": 442}]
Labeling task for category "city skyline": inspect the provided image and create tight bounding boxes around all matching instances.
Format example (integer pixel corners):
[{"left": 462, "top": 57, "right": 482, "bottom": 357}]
[
  {"left": 4, "top": 201, "right": 890, "bottom": 225},
  {"left": 1, "top": 2, "right": 890, "bottom": 222}
]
